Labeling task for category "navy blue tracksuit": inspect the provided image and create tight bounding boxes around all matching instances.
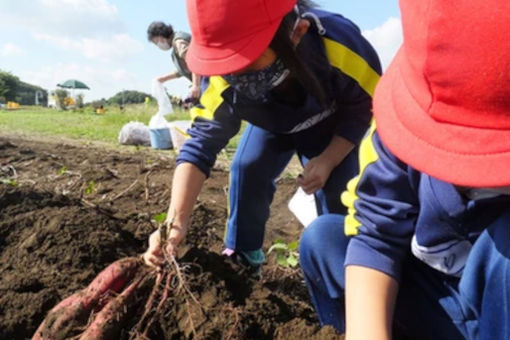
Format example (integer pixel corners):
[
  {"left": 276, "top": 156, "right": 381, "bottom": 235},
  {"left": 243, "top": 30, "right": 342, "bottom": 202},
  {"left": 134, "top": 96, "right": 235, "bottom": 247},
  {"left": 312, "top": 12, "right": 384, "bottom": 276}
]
[
  {"left": 300, "top": 126, "right": 510, "bottom": 339},
  {"left": 176, "top": 8, "right": 381, "bottom": 251}
]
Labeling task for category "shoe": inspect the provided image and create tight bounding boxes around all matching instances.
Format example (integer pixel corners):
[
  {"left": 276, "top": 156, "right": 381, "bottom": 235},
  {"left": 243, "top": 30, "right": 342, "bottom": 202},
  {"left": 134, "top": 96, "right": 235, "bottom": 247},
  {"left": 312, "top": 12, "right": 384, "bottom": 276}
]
[{"left": 223, "top": 248, "right": 265, "bottom": 279}]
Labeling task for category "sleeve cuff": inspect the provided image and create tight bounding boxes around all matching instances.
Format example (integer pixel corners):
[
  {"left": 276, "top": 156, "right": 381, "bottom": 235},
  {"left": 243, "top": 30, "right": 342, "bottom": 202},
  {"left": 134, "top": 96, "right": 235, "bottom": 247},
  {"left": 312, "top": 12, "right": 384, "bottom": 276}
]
[
  {"left": 336, "top": 122, "right": 370, "bottom": 146},
  {"left": 176, "top": 149, "right": 213, "bottom": 178},
  {"left": 344, "top": 237, "right": 402, "bottom": 282}
]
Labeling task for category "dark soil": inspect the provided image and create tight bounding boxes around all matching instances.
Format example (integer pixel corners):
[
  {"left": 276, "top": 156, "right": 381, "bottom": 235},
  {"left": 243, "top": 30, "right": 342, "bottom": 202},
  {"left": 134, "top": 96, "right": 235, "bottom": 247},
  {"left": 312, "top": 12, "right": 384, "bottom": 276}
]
[{"left": 0, "top": 135, "right": 343, "bottom": 340}]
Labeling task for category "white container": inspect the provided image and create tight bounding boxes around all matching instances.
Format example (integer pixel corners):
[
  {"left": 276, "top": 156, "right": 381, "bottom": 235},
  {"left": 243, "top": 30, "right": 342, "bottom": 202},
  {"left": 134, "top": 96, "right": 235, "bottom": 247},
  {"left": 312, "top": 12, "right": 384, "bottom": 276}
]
[
  {"left": 149, "top": 127, "right": 173, "bottom": 149},
  {"left": 149, "top": 110, "right": 172, "bottom": 150},
  {"left": 168, "top": 120, "right": 191, "bottom": 152}
]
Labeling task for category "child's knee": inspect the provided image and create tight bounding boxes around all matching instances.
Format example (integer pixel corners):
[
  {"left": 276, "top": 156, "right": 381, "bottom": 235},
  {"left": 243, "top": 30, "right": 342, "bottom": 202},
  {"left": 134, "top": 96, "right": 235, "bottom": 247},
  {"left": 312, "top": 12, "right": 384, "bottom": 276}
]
[
  {"left": 300, "top": 215, "right": 345, "bottom": 270},
  {"left": 301, "top": 216, "right": 335, "bottom": 251}
]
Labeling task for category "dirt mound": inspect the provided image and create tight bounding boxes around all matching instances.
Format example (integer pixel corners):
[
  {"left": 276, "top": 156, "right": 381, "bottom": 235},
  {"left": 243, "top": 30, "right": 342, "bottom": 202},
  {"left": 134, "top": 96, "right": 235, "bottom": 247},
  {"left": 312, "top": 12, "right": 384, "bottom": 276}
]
[{"left": 0, "top": 135, "right": 343, "bottom": 339}]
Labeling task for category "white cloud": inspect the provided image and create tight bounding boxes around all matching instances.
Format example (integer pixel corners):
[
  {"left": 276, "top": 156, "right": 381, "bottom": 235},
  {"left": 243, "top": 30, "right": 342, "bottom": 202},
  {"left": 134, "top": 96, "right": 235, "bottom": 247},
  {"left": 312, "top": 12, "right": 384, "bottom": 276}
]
[
  {"left": 38, "top": 0, "right": 118, "bottom": 17},
  {"left": 362, "top": 17, "right": 403, "bottom": 70},
  {"left": 0, "top": 0, "right": 187, "bottom": 102},
  {"left": 1, "top": 0, "right": 142, "bottom": 64},
  {"left": 0, "top": 0, "right": 123, "bottom": 38},
  {"left": 1, "top": 43, "right": 25, "bottom": 57},
  {"left": 34, "top": 33, "right": 144, "bottom": 62}
]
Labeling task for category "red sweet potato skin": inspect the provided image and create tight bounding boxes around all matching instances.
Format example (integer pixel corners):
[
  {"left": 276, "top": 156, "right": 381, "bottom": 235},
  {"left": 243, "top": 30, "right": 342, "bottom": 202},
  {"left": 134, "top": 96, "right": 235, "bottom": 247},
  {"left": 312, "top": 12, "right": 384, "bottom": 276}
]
[
  {"left": 32, "top": 292, "right": 87, "bottom": 340},
  {"left": 81, "top": 257, "right": 142, "bottom": 308},
  {"left": 32, "top": 257, "right": 143, "bottom": 340},
  {"left": 78, "top": 274, "right": 146, "bottom": 340}
]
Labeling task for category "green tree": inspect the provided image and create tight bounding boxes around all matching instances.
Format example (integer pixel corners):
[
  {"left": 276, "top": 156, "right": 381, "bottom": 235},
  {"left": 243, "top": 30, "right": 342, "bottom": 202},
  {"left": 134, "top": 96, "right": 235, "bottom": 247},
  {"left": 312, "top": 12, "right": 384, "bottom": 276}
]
[
  {"left": 0, "top": 70, "right": 19, "bottom": 102},
  {"left": 89, "top": 98, "right": 107, "bottom": 109},
  {"left": 55, "top": 89, "right": 69, "bottom": 110},
  {"left": 0, "top": 77, "right": 5, "bottom": 103},
  {"left": 107, "top": 90, "right": 153, "bottom": 105},
  {"left": 76, "top": 93, "right": 84, "bottom": 108}
]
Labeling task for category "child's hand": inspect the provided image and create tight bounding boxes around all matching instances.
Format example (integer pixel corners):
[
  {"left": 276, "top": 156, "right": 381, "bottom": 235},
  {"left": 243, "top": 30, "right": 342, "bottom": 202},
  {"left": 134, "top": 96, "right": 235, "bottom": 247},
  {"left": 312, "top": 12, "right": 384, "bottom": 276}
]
[
  {"left": 142, "top": 230, "right": 165, "bottom": 268},
  {"left": 297, "top": 156, "right": 335, "bottom": 194}
]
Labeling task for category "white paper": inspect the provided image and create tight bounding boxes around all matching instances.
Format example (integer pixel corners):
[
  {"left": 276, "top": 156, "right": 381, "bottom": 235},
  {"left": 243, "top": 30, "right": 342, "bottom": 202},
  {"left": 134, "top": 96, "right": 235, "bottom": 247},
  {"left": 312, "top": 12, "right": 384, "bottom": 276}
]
[{"left": 288, "top": 187, "right": 318, "bottom": 227}]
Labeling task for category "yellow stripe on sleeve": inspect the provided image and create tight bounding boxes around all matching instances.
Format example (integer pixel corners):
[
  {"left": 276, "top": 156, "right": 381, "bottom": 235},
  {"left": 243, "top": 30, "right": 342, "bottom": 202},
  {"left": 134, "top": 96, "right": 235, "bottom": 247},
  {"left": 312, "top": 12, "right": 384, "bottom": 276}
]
[
  {"left": 341, "top": 121, "right": 379, "bottom": 235},
  {"left": 190, "top": 76, "right": 230, "bottom": 121},
  {"left": 323, "top": 37, "right": 380, "bottom": 97}
]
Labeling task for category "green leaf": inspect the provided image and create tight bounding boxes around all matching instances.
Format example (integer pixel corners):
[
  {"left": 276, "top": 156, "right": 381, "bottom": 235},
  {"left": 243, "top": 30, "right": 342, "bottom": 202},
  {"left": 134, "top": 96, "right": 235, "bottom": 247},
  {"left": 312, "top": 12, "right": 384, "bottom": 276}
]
[
  {"left": 153, "top": 212, "right": 167, "bottom": 224},
  {"left": 277, "top": 253, "right": 288, "bottom": 267},
  {"left": 57, "top": 165, "right": 68, "bottom": 175},
  {"left": 287, "top": 241, "right": 298, "bottom": 251},
  {"left": 1, "top": 178, "right": 18, "bottom": 186},
  {"left": 85, "top": 180, "right": 95, "bottom": 195},
  {"left": 287, "top": 254, "right": 298, "bottom": 267}
]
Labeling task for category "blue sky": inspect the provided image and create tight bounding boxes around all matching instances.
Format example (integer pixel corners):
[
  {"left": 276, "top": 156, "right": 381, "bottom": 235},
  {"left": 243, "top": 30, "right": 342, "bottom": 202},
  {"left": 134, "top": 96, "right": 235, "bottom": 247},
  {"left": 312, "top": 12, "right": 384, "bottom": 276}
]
[{"left": 0, "top": 0, "right": 401, "bottom": 102}]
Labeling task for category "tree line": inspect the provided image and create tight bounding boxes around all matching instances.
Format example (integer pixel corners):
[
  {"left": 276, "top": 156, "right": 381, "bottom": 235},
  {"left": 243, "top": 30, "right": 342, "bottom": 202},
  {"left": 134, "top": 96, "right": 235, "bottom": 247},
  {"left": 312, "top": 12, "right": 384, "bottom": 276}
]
[
  {"left": 88, "top": 90, "right": 153, "bottom": 108},
  {"left": 1, "top": 69, "right": 154, "bottom": 108}
]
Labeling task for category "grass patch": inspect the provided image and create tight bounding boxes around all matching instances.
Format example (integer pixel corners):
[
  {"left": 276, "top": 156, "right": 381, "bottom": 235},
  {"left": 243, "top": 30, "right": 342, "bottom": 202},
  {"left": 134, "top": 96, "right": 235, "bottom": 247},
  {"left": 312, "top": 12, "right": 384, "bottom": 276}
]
[
  {"left": 0, "top": 104, "right": 245, "bottom": 148},
  {"left": 0, "top": 104, "right": 301, "bottom": 180},
  {"left": 0, "top": 104, "right": 158, "bottom": 143}
]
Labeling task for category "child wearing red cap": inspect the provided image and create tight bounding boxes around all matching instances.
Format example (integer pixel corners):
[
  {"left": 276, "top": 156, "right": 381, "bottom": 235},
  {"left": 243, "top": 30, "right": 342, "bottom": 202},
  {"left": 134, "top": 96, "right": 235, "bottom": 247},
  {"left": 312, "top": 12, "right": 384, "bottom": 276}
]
[
  {"left": 299, "top": 0, "right": 510, "bottom": 339},
  {"left": 143, "top": 0, "right": 381, "bottom": 276}
]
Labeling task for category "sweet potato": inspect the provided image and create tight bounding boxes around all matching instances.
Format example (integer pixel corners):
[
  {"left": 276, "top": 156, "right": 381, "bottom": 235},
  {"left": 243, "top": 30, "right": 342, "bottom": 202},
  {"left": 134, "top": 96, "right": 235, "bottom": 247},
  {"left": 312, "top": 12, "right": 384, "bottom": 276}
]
[
  {"left": 32, "top": 257, "right": 143, "bottom": 340},
  {"left": 81, "top": 257, "right": 143, "bottom": 309},
  {"left": 32, "top": 292, "right": 85, "bottom": 340},
  {"left": 78, "top": 274, "right": 146, "bottom": 340}
]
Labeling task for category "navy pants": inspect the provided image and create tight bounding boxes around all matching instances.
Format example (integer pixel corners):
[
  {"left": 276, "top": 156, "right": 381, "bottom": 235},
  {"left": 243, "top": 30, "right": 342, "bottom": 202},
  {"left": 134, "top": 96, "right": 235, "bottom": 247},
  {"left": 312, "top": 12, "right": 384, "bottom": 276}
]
[
  {"left": 224, "top": 122, "right": 358, "bottom": 251},
  {"left": 299, "top": 212, "right": 510, "bottom": 339}
]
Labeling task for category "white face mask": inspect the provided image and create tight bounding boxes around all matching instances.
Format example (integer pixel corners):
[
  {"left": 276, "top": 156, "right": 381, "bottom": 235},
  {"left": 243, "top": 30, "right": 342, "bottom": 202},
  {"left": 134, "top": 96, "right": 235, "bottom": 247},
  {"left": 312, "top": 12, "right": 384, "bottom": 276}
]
[{"left": 156, "top": 41, "right": 171, "bottom": 51}]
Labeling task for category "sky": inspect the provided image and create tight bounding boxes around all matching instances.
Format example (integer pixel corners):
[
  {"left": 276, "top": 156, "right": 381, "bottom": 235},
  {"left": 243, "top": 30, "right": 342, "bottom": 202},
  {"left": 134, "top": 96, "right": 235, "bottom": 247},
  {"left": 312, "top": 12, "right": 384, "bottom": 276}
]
[{"left": 0, "top": 0, "right": 402, "bottom": 102}]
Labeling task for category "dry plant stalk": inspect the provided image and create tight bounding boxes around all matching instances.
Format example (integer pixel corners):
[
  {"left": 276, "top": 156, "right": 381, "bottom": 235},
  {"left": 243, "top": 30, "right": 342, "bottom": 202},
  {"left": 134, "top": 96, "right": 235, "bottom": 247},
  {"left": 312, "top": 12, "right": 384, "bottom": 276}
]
[
  {"left": 144, "top": 170, "right": 152, "bottom": 201},
  {"left": 222, "top": 303, "right": 241, "bottom": 340},
  {"left": 110, "top": 178, "right": 139, "bottom": 201}
]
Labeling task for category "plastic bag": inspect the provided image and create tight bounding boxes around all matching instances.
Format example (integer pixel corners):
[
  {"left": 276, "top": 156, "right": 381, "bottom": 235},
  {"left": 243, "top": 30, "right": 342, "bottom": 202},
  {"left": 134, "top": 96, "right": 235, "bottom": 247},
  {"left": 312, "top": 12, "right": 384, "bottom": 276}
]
[
  {"left": 148, "top": 79, "right": 173, "bottom": 149},
  {"left": 149, "top": 113, "right": 168, "bottom": 129},
  {"left": 118, "top": 121, "right": 151, "bottom": 146},
  {"left": 150, "top": 78, "right": 171, "bottom": 129},
  {"left": 151, "top": 79, "right": 173, "bottom": 117}
]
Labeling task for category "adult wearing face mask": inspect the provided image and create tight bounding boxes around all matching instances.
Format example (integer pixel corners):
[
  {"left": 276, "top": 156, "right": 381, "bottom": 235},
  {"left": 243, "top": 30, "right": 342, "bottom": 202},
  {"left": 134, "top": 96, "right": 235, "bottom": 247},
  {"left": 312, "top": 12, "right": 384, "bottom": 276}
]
[
  {"left": 143, "top": 0, "right": 381, "bottom": 277},
  {"left": 147, "top": 22, "right": 202, "bottom": 100}
]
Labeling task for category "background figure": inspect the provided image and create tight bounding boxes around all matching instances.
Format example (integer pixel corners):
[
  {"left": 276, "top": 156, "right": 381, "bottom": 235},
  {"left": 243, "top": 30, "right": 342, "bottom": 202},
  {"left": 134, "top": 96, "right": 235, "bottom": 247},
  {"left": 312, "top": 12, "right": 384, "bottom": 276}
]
[
  {"left": 143, "top": 0, "right": 381, "bottom": 279},
  {"left": 299, "top": 1, "right": 510, "bottom": 339},
  {"left": 147, "top": 21, "right": 201, "bottom": 101}
]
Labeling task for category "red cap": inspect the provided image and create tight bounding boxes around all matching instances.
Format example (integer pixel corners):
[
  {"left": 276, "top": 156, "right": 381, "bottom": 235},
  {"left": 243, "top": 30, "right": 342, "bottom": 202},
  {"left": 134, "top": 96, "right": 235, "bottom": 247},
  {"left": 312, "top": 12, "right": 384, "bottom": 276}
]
[
  {"left": 374, "top": 0, "right": 510, "bottom": 187},
  {"left": 185, "top": 0, "right": 296, "bottom": 75}
]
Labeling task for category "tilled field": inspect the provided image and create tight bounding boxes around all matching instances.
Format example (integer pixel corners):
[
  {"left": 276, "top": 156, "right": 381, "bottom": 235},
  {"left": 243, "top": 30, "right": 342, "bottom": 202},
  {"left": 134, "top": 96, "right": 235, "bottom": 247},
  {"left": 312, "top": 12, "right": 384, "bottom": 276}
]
[{"left": 0, "top": 135, "right": 342, "bottom": 340}]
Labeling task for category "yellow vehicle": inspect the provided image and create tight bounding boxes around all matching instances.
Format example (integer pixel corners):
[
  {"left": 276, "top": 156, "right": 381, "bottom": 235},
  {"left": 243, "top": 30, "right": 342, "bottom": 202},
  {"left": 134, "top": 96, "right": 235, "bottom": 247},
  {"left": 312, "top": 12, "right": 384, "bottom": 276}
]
[
  {"left": 64, "top": 97, "right": 75, "bottom": 108},
  {"left": 7, "top": 101, "right": 20, "bottom": 109}
]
